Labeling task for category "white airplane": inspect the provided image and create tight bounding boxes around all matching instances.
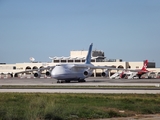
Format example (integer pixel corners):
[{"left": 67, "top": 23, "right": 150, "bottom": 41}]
[
  {"left": 50, "top": 43, "right": 94, "bottom": 82},
  {"left": 13, "top": 43, "right": 115, "bottom": 83},
  {"left": 110, "top": 60, "right": 153, "bottom": 79},
  {"left": 49, "top": 43, "right": 115, "bottom": 83}
]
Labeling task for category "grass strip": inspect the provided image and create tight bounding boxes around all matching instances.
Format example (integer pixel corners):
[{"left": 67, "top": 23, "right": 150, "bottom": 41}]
[{"left": 0, "top": 93, "right": 160, "bottom": 120}]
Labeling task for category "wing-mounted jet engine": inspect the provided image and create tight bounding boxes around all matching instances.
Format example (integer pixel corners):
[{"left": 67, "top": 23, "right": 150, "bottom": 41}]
[
  {"left": 83, "top": 68, "right": 92, "bottom": 77},
  {"left": 14, "top": 73, "right": 18, "bottom": 77},
  {"left": 101, "top": 69, "right": 109, "bottom": 77},
  {"left": 33, "top": 71, "right": 41, "bottom": 78},
  {"left": 45, "top": 66, "right": 54, "bottom": 77},
  {"left": 45, "top": 70, "right": 51, "bottom": 77},
  {"left": 83, "top": 70, "right": 89, "bottom": 77}
]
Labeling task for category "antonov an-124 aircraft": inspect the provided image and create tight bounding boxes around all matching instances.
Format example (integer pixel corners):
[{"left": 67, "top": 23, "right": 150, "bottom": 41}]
[{"left": 13, "top": 43, "right": 120, "bottom": 83}]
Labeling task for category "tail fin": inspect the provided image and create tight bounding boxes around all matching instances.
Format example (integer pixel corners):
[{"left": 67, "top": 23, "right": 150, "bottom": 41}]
[
  {"left": 85, "top": 43, "right": 93, "bottom": 64},
  {"left": 141, "top": 60, "right": 148, "bottom": 71}
]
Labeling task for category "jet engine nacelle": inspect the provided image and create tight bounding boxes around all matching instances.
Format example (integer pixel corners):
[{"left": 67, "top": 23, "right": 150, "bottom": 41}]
[
  {"left": 45, "top": 71, "right": 51, "bottom": 76},
  {"left": 34, "top": 72, "right": 41, "bottom": 78},
  {"left": 101, "top": 70, "right": 109, "bottom": 77},
  {"left": 14, "top": 73, "right": 18, "bottom": 77},
  {"left": 83, "top": 70, "right": 89, "bottom": 77}
]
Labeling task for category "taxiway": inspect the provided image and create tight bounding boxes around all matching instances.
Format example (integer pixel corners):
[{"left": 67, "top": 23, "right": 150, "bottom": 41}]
[
  {"left": 0, "top": 77, "right": 160, "bottom": 94},
  {"left": 0, "top": 77, "right": 160, "bottom": 85}
]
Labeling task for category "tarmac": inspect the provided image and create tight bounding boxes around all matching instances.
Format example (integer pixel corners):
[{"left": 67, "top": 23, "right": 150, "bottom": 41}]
[{"left": 0, "top": 77, "right": 160, "bottom": 94}]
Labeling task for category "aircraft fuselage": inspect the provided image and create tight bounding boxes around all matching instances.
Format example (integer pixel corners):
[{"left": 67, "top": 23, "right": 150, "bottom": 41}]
[{"left": 51, "top": 64, "right": 93, "bottom": 80}]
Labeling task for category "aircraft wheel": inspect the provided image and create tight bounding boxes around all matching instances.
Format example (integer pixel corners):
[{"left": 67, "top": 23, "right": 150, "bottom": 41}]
[
  {"left": 57, "top": 80, "right": 60, "bottom": 83},
  {"left": 138, "top": 76, "right": 141, "bottom": 79},
  {"left": 78, "top": 79, "right": 86, "bottom": 82},
  {"left": 81, "top": 79, "right": 86, "bottom": 82},
  {"left": 61, "top": 80, "right": 65, "bottom": 83},
  {"left": 65, "top": 80, "right": 70, "bottom": 83},
  {"left": 78, "top": 80, "right": 82, "bottom": 82}
]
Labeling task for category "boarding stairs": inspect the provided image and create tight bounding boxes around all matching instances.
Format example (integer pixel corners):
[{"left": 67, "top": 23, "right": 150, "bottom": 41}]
[
  {"left": 127, "top": 72, "right": 137, "bottom": 79},
  {"left": 110, "top": 72, "right": 121, "bottom": 79}
]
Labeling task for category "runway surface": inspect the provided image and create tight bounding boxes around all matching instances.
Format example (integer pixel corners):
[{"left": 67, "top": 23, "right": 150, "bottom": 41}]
[
  {"left": 0, "top": 77, "right": 160, "bottom": 93},
  {"left": 0, "top": 77, "right": 160, "bottom": 85}
]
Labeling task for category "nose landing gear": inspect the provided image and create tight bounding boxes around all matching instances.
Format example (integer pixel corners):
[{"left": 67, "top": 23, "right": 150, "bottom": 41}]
[{"left": 57, "top": 80, "right": 71, "bottom": 83}]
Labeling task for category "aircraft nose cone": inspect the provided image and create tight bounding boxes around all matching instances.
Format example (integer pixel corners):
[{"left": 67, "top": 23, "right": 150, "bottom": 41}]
[
  {"left": 51, "top": 66, "right": 66, "bottom": 79},
  {"left": 51, "top": 70, "right": 58, "bottom": 78},
  {"left": 51, "top": 66, "right": 71, "bottom": 80}
]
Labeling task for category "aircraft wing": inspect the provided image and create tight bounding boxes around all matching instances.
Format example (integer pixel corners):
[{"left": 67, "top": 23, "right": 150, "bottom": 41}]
[
  {"left": 125, "top": 69, "right": 140, "bottom": 72},
  {"left": 90, "top": 66, "right": 125, "bottom": 70},
  {"left": 72, "top": 64, "right": 91, "bottom": 68},
  {"left": 72, "top": 64, "right": 153, "bottom": 72},
  {"left": 14, "top": 66, "right": 55, "bottom": 74},
  {"left": 127, "top": 69, "right": 151, "bottom": 72},
  {"left": 72, "top": 64, "right": 124, "bottom": 70}
]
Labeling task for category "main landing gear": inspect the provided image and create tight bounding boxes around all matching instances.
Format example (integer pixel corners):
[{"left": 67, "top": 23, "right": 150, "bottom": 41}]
[
  {"left": 78, "top": 79, "right": 86, "bottom": 82},
  {"left": 56, "top": 79, "right": 86, "bottom": 83},
  {"left": 57, "top": 80, "right": 70, "bottom": 83}
]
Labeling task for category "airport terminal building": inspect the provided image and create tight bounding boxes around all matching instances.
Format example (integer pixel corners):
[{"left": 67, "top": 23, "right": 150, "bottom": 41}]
[{"left": 0, "top": 50, "right": 159, "bottom": 78}]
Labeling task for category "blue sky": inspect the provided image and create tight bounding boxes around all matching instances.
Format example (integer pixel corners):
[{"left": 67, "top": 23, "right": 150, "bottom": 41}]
[{"left": 0, "top": 0, "right": 160, "bottom": 67}]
